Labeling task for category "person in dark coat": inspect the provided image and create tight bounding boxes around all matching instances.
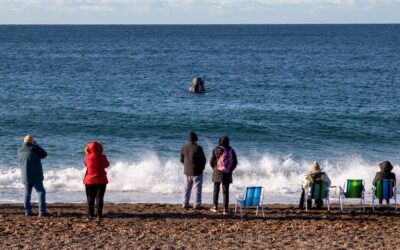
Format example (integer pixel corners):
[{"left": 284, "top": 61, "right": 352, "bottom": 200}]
[
  {"left": 180, "top": 132, "right": 206, "bottom": 209},
  {"left": 209, "top": 136, "right": 237, "bottom": 214},
  {"left": 18, "top": 135, "right": 47, "bottom": 216},
  {"left": 373, "top": 161, "right": 396, "bottom": 204}
]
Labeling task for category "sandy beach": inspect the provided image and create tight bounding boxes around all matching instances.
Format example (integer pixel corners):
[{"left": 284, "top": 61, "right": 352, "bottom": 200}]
[{"left": 1, "top": 203, "right": 400, "bottom": 249}]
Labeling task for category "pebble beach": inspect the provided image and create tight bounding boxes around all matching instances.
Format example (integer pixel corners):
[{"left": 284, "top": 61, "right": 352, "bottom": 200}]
[{"left": 1, "top": 203, "right": 400, "bottom": 249}]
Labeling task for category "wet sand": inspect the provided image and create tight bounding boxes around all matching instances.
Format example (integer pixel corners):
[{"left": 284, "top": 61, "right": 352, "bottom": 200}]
[{"left": 1, "top": 203, "right": 400, "bottom": 249}]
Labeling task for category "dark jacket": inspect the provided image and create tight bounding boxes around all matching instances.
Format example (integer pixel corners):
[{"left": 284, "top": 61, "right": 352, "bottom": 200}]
[
  {"left": 18, "top": 143, "right": 47, "bottom": 185},
  {"left": 210, "top": 146, "right": 237, "bottom": 184},
  {"left": 373, "top": 161, "right": 396, "bottom": 185},
  {"left": 180, "top": 142, "right": 206, "bottom": 176},
  {"left": 83, "top": 141, "right": 110, "bottom": 185}
]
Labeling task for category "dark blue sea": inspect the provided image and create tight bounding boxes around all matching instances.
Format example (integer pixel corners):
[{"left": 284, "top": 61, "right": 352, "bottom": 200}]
[{"left": 1, "top": 25, "right": 399, "bottom": 203}]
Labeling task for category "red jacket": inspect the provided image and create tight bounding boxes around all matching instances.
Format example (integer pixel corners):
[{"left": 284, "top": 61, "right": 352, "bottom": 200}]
[{"left": 83, "top": 142, "right": 110, "bottom": 185}]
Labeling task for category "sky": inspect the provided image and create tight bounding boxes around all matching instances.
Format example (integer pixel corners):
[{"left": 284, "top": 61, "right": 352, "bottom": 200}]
[{"left": 0, "top": 0, "right": 399, "bottom": 24}]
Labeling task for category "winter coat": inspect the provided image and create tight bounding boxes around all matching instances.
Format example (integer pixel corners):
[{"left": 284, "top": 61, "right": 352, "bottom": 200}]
[
  {"left": 83, "top": 142, "right": 110, "bottom": 185},
  {"left": 373, "top": 161, "right": 396, "bottom": 185},
  {"left": 180, "top": 142, "right": 206, "bottom": 176},
  {"left": 18, "top": 143, "right": 47, "bottom": 185},
  {"left": 210, "top": 146, "right": 238, "bottom": 184},
  {"left": 302, "top": 170, "right": 331, "bottom": 188}
]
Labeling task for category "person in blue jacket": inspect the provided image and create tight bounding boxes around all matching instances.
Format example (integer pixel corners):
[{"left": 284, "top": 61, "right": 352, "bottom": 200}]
[{"left": 18, "top": 135, "right": 48, "bottom": 216}]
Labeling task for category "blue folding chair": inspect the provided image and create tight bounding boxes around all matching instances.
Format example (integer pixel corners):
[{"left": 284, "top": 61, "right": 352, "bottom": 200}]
[
  {"left": 235, "top": 186, "right": 265, "bottom": 219},
  {"left": 372, "top": 179, "right": 397, "bottom": 212}
]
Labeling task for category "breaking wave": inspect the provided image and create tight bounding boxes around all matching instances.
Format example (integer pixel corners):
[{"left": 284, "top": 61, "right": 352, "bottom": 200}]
[{"left": 1, "top": 152, "right": 397, "bottom": 202}]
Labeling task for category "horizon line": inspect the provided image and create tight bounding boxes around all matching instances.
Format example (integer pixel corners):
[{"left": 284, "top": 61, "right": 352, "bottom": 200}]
[{"left": 0, "top": 23, "right": 399, "bottom": 25}]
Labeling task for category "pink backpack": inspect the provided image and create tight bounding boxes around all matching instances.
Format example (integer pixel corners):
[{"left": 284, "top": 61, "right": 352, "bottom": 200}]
[{"left": 216, "top": 147, "right": 233, "bottom": 173}]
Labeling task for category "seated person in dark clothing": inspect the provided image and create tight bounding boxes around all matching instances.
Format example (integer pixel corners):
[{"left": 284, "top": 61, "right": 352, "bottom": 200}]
[{"left": 373, "top": 161, "right": 396, "bottom": 205}]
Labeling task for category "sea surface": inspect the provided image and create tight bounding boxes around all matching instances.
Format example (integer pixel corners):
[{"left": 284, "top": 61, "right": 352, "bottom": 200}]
[{"left": 0, "top": 25, "right": 399, "bottom": 204}]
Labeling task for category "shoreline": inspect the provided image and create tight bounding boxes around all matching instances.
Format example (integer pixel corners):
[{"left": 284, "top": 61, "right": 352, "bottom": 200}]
[
  {"left": 1, "top": 203, "right": 400, "bottom": 249},
  {"left": 0, "top": 190, "right": 302, "bottom": 204}
]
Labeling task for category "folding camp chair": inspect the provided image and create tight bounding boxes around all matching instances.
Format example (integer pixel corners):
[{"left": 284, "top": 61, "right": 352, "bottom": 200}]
[
  {"left": 339, "top": 179, "right": 365, "bottom": 211},
  {"left": 235, "top": 186, "right": 265, "bottom": 219},
  {"left": 372, "top": 179, "right": 397, "bottom": 212},
  {"left": 305, "top": 182, "right": 330, "bottom": 211}
]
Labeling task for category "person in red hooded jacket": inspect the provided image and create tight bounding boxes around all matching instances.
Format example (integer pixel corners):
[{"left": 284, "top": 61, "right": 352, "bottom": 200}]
[{"left": 83, "top": 141, "right": 110, "bottom": 219}]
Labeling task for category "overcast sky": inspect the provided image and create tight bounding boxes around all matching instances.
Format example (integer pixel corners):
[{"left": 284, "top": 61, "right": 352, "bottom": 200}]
[{"left": 0, "top": 0, "right": 399, "bottom": 24}]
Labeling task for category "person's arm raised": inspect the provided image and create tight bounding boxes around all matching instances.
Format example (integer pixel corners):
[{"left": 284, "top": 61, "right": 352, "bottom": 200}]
[{"left": 33, "top": 145, "right": 47, "bottom": 159}]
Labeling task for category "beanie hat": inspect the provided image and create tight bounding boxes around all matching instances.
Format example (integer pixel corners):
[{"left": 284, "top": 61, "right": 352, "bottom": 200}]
[
  {"left": 23, "top": 135, "right": 34, "bottom": 144},
  {"left": 189, "top": 132, "right": 198, "bottom": 142}
]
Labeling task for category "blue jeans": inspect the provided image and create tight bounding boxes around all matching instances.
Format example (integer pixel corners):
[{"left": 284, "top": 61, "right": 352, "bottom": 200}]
[
  {"left": 24, "top": 182, "right": 46, "bottom": 215},
  {"left": 183, "top": 175, "right": 203, "bottom": 208}
]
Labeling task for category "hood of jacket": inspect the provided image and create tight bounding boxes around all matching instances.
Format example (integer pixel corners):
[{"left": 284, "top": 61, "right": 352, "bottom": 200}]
[
  {"left": 379, "top": 161, "right": 393, "bottom": 172},
  {"left": 188, "top": 132, "right": 198, "bottom": 142},
  {"left": 219, "top": 136, "right": 230, "bottom": 148},
  {"left": 86, "top": 141, "right": 103, "bottom": 155}
]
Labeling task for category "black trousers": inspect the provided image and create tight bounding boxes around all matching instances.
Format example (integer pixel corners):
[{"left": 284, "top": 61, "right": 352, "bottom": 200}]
[
  {"left": 85, "top": 184, "right": 106, "bottom": 218},
  {"left": 213, "top": 182, "right": 230, "bottom": 210},
  {"left": 379, "top": 198, "right": 390, "bottom": 205},
  {"left": 299, "top": 188, "right": 323, "bottom": 209}
]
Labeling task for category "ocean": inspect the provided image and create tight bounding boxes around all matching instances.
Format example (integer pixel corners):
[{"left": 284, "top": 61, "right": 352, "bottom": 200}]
[{"left": 0, "top": 24, "right": 399, "bottom": 204}]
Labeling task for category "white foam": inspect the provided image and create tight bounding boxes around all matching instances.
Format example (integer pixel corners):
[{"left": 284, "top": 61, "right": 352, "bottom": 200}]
[{"left": 0, "top": 152, "right": 397, "bottom": 203}]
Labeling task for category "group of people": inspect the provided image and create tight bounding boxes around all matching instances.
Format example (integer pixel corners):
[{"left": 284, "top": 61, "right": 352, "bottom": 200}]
[
  {"left": 299, "top": 160, "right": 397, "bottom": 210},
  {"left": 18, "top": 133, "right": 397, "bottom": 218},
  {"left": 180, "top": 132, "right": 237, "bottom": 215},
  {"left": 17, "top": 132, "right": 238, "bottom": 218},
  {"left": 18, "top": 135, "right": 111, "bottom": 218}
]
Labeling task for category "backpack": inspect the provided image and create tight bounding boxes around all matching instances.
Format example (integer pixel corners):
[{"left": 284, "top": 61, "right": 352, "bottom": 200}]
[{"left": 216, "top": 146, "right": 233, "bottom": 173}]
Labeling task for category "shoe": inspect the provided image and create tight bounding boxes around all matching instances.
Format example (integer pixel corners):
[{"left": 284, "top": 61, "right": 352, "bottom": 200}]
[
  {"left": 38, "top": 212, "right": 49, "bottom": 217},
  {"left": 182, "top": 205, "right": 191, "bottom": 209},
  {"left": 223, "top": 209, "right": 229, "bottom": 215},
  {"left": 25, "top": 212, "right": 34, "bottom": 217},
  {"left": 194, "top": 206, "right": 203, "bottom": 210},
  {"left": 210, "top": 207, "right": 218, "bottom": 213}
]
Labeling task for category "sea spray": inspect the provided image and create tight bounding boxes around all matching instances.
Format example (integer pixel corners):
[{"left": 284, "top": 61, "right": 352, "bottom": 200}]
[
  {"left": 0, "top": 152, "right": 397, "bottom": 203},
  {"left": 107, "top": 153, "right": 182, "bottom": 193}
]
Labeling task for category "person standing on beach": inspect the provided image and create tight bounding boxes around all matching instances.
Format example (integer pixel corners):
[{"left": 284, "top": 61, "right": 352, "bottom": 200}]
[
  {"left": 83, "top": 141, "right": 110, "bottom": 219},
  {"left": 18, "top": 135, "right": 48, "bottom": 216},
  {"left": 180, "top": 131, "right": 206, "bottom": 209},
  {"left": 209, "top": 136, "right": 238, "bottom": 215}
]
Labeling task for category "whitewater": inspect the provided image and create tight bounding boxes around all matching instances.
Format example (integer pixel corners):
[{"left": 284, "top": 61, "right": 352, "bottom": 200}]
[{"left": 1, "top": 151, "right": 397, "bottom": 204}]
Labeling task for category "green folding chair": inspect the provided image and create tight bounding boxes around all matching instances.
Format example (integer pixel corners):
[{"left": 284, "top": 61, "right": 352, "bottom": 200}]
[
  {"left": 372, "top": 179, "right": 397, "bottom": 212},
  {"left": 339, "top": 179, "right": 365, "bottom": 211},
  {"left": 305, "top": 181, "right": 330, "bottom": 211}
]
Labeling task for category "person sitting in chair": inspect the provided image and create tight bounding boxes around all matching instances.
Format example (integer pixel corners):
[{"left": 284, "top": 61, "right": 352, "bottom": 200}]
[
  {"left": 373, "top": 161, "right": 396, "bottom": 205},
  {"left": 299, "top": 161, "right": 331, "bottom": 210}
]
